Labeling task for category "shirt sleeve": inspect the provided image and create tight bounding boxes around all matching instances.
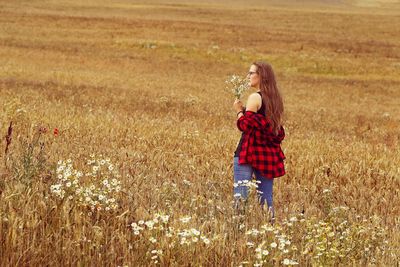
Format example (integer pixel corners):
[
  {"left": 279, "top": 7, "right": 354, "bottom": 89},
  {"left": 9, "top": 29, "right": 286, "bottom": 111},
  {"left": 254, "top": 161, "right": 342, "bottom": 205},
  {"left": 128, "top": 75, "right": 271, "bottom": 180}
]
[{"left": 237, "top": 111, "right": 257, "bottom": 132}]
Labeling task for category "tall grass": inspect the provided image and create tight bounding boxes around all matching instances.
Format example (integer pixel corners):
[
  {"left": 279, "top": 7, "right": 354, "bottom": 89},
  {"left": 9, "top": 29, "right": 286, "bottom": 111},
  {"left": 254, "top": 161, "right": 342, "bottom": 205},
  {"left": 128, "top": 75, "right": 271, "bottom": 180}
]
[{"left": 0, "top": 0, "right": 399, "bottom": 265}]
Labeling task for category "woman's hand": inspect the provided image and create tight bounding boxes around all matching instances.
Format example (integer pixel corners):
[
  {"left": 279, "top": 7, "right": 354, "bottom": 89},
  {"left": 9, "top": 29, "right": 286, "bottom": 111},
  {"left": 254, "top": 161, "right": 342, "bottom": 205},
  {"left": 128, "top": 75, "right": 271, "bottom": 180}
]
[{"left": 233, "top": 99, "right": 244, "bottom": 113}]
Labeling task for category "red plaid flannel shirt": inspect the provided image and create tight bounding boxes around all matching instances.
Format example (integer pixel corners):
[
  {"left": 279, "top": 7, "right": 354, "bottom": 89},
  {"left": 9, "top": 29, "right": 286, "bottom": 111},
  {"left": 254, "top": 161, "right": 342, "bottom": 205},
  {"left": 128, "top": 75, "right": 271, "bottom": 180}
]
[{"left": 237, "top": 111, "right": 286, "bottom": 178}]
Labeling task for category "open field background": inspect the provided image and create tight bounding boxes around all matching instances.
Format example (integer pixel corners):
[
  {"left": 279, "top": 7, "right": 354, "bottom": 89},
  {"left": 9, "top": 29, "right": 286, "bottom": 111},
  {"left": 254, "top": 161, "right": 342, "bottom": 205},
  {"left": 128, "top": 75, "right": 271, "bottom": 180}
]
[{"left": 0, "top": 0, "right": 399, "bottom": 265}]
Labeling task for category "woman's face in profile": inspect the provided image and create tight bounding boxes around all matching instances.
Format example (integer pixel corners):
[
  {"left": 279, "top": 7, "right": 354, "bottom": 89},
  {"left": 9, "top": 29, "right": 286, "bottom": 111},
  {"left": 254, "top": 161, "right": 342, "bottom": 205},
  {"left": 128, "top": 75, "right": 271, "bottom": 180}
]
[{"left": 247, "top": 65, "right": 260, "bottom": 88}]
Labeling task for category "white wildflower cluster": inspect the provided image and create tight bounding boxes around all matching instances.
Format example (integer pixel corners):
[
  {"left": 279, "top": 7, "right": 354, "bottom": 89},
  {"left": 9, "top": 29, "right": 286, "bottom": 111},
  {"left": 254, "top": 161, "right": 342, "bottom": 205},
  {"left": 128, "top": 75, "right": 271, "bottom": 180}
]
[
  {"left": 233, "top": 179, "right": 259, "bottom": 189},
  {"left": 179, "top": 216, "right": 192, "bottom": 224},
  {"left": 131, "top": 213, "right": 211, "bottom": 246},
  {"left": 254, "top": 241, "right": 270, "bottom": 261},
  {"left": 130, "top": 213, "right": 212, "bottom": 264},
  {"left": 241, "top": 202, "right": 388, "bottom": 266},
  {"left": 177, "top": 228, "right": 210, "bottom": 245},
  {"left": 253, "top": 247, "right": 299, "bottom": 266},
  {"left": 50, "top": 159, "right": 81, "bottom": 199},
  {"left": 225, "top": 74, "right": 249, "bottom": 99},
  {"left": 301, "top": 212, "right": 387, "bottom": 265},
  {"left": 50, "top": 156, "right": 122, "bottom": 212},
  {"left": 131, "top": 213, "right": 170, "bottom": 236},
  {"left": 252, "top": 205, "right": 388, "bottom": 266},
  {"left": 150, "top": 249, "right": 163, "bottom": 264},
  {"left": 282, "top": 258, "right": 299, "bottom": 265},
  {"left": 242, "top": 217, "right": 300, "bottom": 266},
  {"left": 234, "top": 180, "right": 261, "bottom": 201}
]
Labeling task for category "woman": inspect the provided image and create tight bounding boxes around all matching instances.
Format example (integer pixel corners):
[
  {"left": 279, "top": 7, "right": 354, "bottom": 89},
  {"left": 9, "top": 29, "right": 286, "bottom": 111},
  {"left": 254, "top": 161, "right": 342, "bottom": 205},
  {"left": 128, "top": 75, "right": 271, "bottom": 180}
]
[{"left": 233, "top": 61, "right": 285, "bottom": 220}]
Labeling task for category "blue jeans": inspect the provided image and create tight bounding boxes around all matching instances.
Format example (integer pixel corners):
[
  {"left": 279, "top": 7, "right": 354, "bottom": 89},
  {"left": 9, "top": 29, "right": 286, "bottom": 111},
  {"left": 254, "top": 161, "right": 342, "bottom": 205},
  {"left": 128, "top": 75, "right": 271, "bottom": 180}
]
[{"left": 233, "top": 157, "right": 274, "bottom": 216}]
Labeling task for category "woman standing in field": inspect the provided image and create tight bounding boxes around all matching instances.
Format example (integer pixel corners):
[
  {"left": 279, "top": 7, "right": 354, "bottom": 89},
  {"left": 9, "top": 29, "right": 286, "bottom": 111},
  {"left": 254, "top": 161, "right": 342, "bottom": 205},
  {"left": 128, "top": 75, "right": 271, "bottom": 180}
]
[{"left": 233, "top": 61, "right": 285, "bottom": 221}]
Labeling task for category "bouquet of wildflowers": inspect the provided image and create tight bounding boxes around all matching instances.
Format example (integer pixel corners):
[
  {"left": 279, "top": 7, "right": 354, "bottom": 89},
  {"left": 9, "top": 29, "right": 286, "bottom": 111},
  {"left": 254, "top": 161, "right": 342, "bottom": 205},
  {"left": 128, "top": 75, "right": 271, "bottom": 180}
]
[{"left": 225, "top": 75, "right": 249, "bottom": 99}]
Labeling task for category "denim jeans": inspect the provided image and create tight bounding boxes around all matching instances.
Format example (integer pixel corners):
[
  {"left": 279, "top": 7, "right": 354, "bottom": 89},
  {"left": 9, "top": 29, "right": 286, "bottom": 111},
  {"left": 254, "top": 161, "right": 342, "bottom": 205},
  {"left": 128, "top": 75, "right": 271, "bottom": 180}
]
[{"left": 233, "top": 157, "right": 274, "bottom": 216}]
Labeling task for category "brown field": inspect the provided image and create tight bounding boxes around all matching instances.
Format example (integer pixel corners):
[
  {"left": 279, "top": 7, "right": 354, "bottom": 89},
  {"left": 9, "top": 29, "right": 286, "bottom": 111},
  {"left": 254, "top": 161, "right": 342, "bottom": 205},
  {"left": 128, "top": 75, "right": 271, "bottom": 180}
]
[{"left": 0, "top": 0, "right": 399, "bottom": 266}]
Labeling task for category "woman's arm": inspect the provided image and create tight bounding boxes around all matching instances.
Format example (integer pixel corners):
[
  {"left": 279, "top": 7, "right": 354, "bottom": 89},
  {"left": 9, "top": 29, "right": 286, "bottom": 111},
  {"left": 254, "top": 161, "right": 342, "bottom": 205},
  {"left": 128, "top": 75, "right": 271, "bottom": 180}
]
[
  {"left": 245, "top": 93, "right": 262, "bottom": 113},
  {"left": 236, "top": 93, "right": 262, "bottom": 131}
]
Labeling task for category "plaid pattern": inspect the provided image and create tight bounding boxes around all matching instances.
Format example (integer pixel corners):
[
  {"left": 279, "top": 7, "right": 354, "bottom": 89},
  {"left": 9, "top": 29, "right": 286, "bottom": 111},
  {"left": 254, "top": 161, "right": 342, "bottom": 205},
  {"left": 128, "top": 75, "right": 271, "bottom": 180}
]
[{"left": 237, "top": 111, "right": 286, "bottom": 178}]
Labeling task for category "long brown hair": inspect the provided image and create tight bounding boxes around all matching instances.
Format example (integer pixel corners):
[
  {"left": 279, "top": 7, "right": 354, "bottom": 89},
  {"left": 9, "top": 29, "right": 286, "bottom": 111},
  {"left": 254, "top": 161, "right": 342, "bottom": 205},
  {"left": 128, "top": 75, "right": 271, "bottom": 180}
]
[{"left": 253, "top": 61, "right": 284, "bottom": 135}]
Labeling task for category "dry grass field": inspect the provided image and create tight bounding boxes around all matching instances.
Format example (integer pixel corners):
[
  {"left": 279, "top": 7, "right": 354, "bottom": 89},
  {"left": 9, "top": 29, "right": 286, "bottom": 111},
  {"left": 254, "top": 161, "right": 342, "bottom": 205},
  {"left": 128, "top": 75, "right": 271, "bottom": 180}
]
[{"left": 0, "top": 0, "right": 399, "bottom": 266}]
